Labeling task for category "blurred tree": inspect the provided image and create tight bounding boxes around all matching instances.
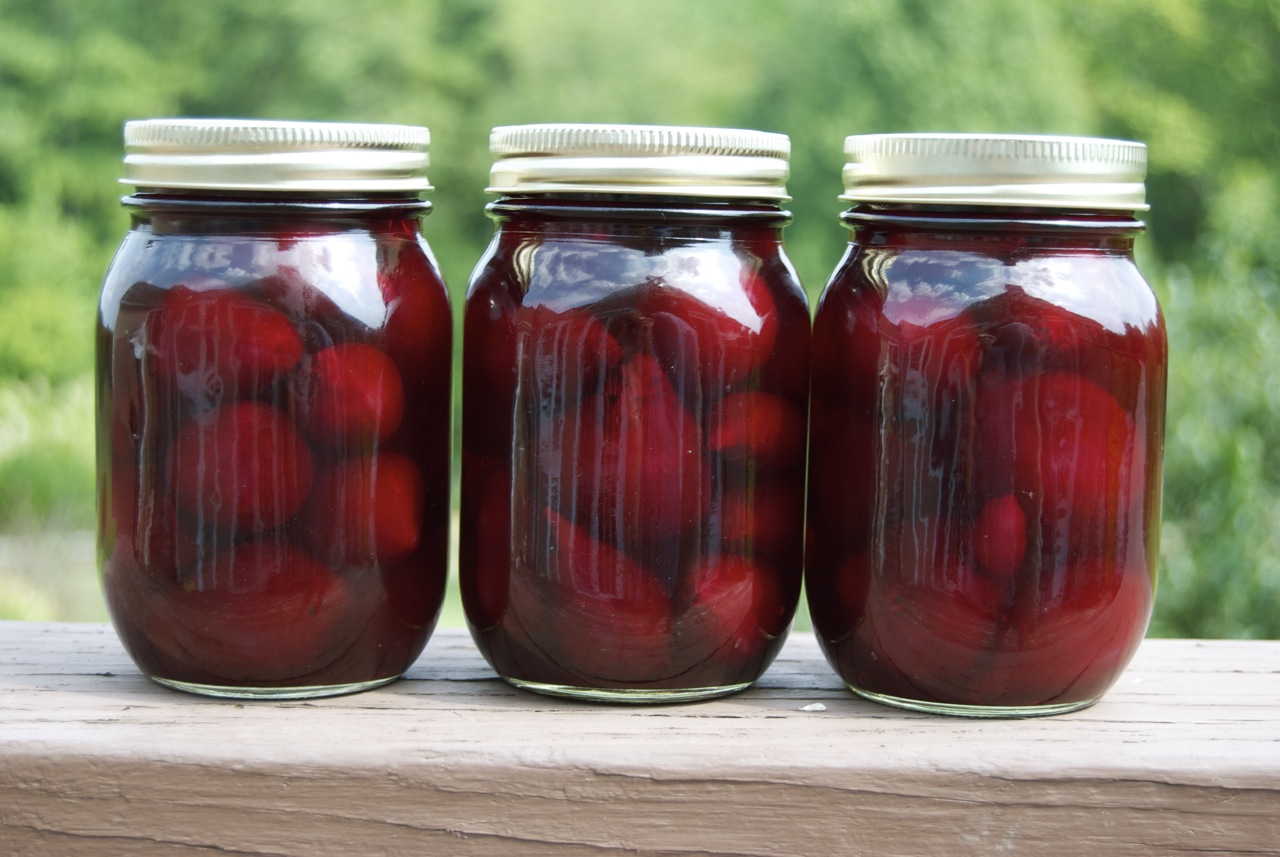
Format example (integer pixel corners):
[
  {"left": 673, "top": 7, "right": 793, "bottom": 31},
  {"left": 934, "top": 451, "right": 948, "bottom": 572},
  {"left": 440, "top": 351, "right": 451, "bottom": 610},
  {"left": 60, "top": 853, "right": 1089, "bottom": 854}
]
[
  {"left": 1058, "top": 0, "right": 1280, "bottom": 636},
  {"left": 730, "top": 0, "right": 1099, "bottom": 295},
  {"left": 0, "top": 0, "right": 1275, "bottom": 635}
]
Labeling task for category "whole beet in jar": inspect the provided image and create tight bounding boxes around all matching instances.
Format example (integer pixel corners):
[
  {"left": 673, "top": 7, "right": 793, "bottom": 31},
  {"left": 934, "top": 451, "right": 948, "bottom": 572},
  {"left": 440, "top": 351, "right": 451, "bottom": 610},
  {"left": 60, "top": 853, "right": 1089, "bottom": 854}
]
[
  {"left": 97, "top": 119, "right": 452, "bottom": 698},
  {"left": 807, "top": 133, "right": 1166, "bottom": 716},
  {"left": 461, "top": 124, "right": 810, "bottom": 702}
]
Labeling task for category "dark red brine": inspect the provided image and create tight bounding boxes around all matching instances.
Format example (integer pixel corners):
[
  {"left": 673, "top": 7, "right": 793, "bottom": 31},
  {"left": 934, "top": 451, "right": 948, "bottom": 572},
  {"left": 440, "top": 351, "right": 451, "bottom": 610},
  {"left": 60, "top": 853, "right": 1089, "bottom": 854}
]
[
  {"left": 807, "top": 134, "right": 1166, "bottom": 716},
  {"left": 462, "top": 124, "right": 809, "bottom": 701},
  {"left": 97, "top": 120, "right": 452, "bottom": 698}
]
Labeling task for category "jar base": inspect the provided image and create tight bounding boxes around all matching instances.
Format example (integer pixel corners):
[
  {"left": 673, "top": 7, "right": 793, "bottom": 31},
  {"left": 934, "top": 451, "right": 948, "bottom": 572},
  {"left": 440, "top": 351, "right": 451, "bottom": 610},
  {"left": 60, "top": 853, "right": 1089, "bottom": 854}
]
[
  {"left": 850, "top": 686, "right": 1100, "bottom": 719},
  {"left": 504, "top": 677, "right": 753, "bottom": 704},
  {"left": 151, "top": 675, "right": 400, "bottom": 700}
]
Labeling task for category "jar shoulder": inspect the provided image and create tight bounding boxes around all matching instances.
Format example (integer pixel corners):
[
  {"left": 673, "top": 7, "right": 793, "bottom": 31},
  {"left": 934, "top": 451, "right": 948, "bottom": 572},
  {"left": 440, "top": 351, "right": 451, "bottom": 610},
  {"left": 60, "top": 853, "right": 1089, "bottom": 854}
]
[
  {"left": 818, "top": 242, "right": 1161, "bottom": 335},
  {"left": 99, "top": 221, "right": 446, "bottom": 337}
]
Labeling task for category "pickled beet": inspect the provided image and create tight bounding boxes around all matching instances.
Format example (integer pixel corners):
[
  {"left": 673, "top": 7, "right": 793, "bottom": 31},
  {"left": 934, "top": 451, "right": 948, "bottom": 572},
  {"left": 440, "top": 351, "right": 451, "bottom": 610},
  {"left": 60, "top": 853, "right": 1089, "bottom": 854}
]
[
  {"left": 1013, "top": 374, "right": 1143, "bottom": 543},
  {"left": 805, "top": 408, "right": 877, "bottom": 552},
  {"left": 676, "top": 555, "right": 772, "bottom": 677},
  {"left": 854, "top": 559, "right": 1151, "bottom": 707},
  {"left": 171, "top": 402, "right": 314, "bottom": 533},
  {"left": 708, "top": 392, "right": 806, "bottom": 473},
  {"left": 459, "top": 461, "right": 513, "bottom": 632},
  {"left": 301, "top": 453, "right": 424, "bottom": 568},
  {"left": 891, "top": 314, "right": 983, "bottom": 419},
  {"left": 533, "top": 508, "right": 675, "bottom": 685},
  {"left": 975, "top": 372, "right": 1145, "bottom": 557},
  {"left": 634, "top": 270, "right": 778, "bottom": 392},
  {"left": 99, "top": 196, "right": 451, "bottom": 696},
  {"left": 972, "top": 495, "right": 1028, "bottom": 582},
  {"left": 461, "top": 274, "right": 522, "bottom": 456},
  {"left": 143, "top": 542, "right": 352, "bottom": 684},
  {"left": 810, "top": 261, "right": 885, "bottom": 408},
  {"left": 461, "top": 194, "right": 809, "bottom": 698},
  {"left": 256, "top": 266, "right": 353, "bottom": 349},
  {"left": 551, "top": 352, "right": 705, "bottom": 540},
  {"left": 967, "top": 286, "right": 1116, "bottom": 388},
  {"left": 713, "top": 482, "right": 803, "bottom": 559},
  {"left": 148, "top": 286, "right": 303, "bottom": 405},
  {"left": 379, "top": 239, "right": 454, "bottom": 392},
  {"left": 295, "top": 343, "right": 405, "bottom": 448},
  {"left": 523, "top": 304, "right": 626, "bottom": 405},
  {"left": 807, "top": 206, "right": 1165, "bottom": 714}
]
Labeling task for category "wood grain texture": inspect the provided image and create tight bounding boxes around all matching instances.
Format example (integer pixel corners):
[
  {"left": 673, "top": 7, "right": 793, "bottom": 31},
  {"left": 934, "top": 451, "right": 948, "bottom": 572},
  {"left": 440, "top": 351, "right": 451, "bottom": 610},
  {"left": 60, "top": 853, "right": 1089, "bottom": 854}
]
[{"left": 1, "top": 622, "right": 1277, "bottom": 856}]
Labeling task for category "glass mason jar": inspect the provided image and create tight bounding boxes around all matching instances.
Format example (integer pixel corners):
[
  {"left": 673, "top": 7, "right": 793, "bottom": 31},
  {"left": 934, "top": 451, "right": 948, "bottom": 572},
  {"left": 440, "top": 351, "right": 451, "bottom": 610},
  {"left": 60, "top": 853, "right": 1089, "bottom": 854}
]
[
  {"left": 460, "top": 124, "right": 810, "bottom": 702},
  {"left": 807, "top": 134, "right": 1167, "bottom": 716},
  {"left": 97, "top": 119, "right": 453, "bottom": 699}
]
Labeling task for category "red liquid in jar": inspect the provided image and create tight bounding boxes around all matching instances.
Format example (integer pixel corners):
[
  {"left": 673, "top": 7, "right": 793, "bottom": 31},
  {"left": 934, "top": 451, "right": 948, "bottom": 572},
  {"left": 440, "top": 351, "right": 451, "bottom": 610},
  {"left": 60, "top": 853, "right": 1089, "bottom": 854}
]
[
  {"left": 98, "top": 207, "right": 452, "bottom": 692},
  {"left": 806, "top": 216, "right": 1166, "bottom": 710},
  {"left": 461, "top": 208, "right": 810, "bottom": 695}
]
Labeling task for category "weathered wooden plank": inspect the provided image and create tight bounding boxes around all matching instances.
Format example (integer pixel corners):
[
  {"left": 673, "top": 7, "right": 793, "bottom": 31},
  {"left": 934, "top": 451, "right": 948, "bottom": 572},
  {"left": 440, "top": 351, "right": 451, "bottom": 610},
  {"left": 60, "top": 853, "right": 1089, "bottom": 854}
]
[{"left": 1, "top": 622, "right": 1277, "bottom": 856}]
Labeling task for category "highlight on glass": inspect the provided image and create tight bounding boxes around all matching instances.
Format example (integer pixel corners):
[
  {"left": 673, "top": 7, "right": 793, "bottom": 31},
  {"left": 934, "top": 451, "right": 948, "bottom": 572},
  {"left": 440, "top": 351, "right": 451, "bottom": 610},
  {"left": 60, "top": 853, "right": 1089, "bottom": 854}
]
[
  {"left": 97, "top": 119, "right": 452, "bottom": 699},
  {"left": 460, "top": 124, "right": 811, "bottom": 702},
  {"left": 806, "top": 133, "right": 1166, "bottom": 717}
]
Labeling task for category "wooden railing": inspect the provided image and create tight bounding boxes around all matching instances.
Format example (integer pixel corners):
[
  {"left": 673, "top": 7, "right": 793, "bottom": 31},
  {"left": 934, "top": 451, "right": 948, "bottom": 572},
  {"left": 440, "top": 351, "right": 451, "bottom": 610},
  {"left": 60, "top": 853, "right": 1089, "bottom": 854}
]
[{"left": 2, "top": 621, "right": 1277, "bottom": 855}]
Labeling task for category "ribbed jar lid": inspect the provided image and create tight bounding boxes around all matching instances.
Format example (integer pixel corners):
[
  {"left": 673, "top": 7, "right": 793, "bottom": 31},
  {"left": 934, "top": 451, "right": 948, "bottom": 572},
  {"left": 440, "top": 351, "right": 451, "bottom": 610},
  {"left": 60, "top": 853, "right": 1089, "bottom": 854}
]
[
  {"left": 121, "top": 118, "right": 432, "bottom": 192},
  {"left": 841, "top": 133, "right": 1148, "bottom": 210},
  {"left": 487, "top": 123, "right": 791, "bottom": 200}
]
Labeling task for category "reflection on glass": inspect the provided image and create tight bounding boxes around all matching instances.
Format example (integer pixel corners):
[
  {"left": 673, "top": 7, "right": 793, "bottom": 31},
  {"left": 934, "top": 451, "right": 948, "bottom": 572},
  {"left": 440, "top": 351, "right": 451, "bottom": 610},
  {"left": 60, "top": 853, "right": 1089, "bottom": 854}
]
[
  {"left": 462, "top": 215, "right": 810, "bottom": 700},
  {"left": 99, "top": 214, "right": 452, "bottom": 696},
  {"left": 808, "top": 225, "right": 1166, "bottom": 714}
]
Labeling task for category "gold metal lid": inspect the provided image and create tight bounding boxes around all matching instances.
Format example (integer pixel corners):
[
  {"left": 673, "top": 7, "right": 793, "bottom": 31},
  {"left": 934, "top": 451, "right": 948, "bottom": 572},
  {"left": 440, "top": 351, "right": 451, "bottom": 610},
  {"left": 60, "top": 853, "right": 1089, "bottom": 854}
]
[
  {"left": 121, "top": 119, "right": 432, "bottom": 192},
  {"left": 841, "top": 133, "right": 1148, "bottom": 210},
  {"left": 487, "top": 123, "right": 790, "bottom": 200}
]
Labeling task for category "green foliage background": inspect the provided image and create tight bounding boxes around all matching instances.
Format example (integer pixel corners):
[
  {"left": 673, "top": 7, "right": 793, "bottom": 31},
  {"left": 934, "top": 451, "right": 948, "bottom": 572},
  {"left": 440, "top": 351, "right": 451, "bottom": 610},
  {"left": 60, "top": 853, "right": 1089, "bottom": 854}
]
[{"left": 0, "top": 0, "right": 1276, "bottom": 636}]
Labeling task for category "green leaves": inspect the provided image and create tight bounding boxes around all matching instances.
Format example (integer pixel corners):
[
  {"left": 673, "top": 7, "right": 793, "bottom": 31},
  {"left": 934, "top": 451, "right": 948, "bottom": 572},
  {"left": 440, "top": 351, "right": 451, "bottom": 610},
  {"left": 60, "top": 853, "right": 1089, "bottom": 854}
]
[{"left": 0, "top": 0, "right": 1275, "bottom": 636}]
